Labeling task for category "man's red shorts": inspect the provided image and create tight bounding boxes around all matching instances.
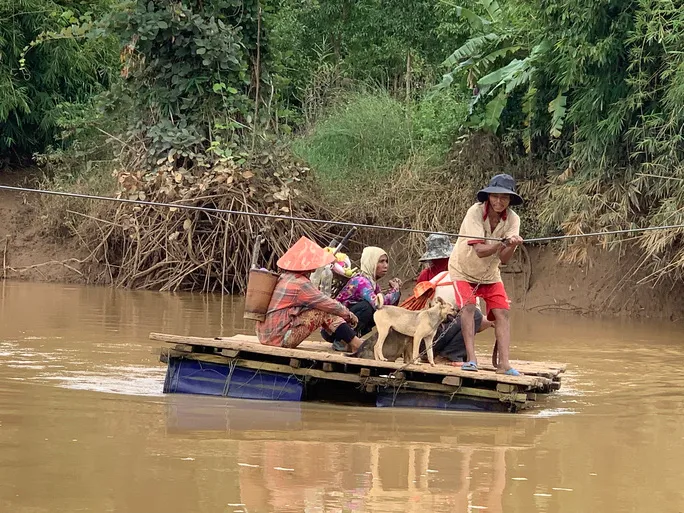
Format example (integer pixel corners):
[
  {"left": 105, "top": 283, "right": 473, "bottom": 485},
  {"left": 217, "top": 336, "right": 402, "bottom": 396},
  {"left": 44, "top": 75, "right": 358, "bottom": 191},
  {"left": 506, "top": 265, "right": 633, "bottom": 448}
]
[{"left": 453, "top": 280, "right": 510, "bottom": 320}]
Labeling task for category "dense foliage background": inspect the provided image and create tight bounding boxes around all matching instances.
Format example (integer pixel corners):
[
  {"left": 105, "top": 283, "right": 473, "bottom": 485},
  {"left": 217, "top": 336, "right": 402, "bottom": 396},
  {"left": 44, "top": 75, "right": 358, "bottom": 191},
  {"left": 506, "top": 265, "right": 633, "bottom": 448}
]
[{"left": 3, "top": 0, "right": 684, "bottom": 285}]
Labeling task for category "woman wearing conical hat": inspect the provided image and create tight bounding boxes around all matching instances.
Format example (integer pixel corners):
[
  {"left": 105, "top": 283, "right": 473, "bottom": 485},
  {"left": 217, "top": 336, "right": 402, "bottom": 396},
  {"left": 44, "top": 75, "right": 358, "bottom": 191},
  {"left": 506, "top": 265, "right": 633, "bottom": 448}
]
[{"left": 256, "top": 237, "right": 365, "bottom": 351}]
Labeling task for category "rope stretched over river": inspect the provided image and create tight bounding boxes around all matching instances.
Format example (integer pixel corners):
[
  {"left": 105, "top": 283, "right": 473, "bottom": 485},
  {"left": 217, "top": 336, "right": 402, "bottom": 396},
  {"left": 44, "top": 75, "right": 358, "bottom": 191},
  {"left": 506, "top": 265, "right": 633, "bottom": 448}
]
[
  {"left": 0, "top": 184, "right": 502, "bottom": 241},
  {"left": 1, "top": 184, "right": 684, "bottom": 244}
]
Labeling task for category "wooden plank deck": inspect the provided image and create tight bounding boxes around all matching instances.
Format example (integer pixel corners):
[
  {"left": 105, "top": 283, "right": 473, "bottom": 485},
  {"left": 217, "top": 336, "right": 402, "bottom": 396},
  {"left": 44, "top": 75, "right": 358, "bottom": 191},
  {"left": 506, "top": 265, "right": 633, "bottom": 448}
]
[{"left": 151, "top": 332, "right": 566, "bottom": 391}]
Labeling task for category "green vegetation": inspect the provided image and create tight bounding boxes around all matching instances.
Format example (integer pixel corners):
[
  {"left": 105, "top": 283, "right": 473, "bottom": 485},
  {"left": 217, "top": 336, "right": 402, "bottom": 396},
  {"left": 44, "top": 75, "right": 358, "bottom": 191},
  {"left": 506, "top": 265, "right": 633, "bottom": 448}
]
[
  {"left": 106, "top": 0, "right": 263, "bottom": 169},
  {"left": 3, "top": 0, "right": 684, "bottom": 288},
  {"left": 292, "top": 88, "right": 469, "bottom": 189},
  {"left": 0, "top": 0, "right": 118, "bottom": 159},
  {"left": 411, "top": 88, "right": 470, "bottom": 159},
  {"left": 292, "top": 92, "right": 413, "bottom": 184}
]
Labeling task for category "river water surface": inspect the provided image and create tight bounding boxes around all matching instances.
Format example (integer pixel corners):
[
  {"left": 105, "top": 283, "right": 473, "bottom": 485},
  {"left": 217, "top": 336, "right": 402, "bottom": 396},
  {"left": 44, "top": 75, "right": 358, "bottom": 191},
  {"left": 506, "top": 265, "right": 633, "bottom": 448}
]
[{"left": 1, "top": 281, "right": 683, "bottom": 513}]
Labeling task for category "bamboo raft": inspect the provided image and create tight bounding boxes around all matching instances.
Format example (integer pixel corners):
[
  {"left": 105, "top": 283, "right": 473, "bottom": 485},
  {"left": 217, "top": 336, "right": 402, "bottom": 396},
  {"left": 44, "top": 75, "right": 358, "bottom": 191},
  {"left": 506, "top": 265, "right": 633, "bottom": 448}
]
[{"left": 153, "top": 333, "right": 566, "bottom": 413}]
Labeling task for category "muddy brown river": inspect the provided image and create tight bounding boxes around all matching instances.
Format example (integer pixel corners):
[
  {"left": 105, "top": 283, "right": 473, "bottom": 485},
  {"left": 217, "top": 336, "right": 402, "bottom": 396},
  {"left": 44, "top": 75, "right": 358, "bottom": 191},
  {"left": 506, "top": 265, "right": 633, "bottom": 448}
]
[{"left": 1, "top": 281, "right": 684, "bottom": 512}]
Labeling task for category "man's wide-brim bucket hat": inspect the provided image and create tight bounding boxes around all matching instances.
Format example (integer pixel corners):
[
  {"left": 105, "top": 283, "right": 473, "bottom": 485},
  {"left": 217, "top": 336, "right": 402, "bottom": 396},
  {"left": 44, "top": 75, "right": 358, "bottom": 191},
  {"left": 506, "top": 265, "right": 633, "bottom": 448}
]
[
  {"left": 476, "top": 174, "right": 523, "bottom": 206},
  {"left": 419, "top": 234, "right": 454, "bottom": 262},
  {"left": 277, "top": 236, "right": 336, "bottom": 272}
]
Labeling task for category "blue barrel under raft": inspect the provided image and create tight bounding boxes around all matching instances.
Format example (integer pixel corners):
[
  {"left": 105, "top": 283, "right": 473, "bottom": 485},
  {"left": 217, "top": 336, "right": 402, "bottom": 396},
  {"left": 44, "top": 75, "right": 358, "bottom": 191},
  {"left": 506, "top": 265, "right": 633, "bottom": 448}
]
[
  {"left": 162, "top": 355, "right": 516, "bottom": 413},
  {"left": 164, "top": 357, "right": 303, "bottom": 401}
]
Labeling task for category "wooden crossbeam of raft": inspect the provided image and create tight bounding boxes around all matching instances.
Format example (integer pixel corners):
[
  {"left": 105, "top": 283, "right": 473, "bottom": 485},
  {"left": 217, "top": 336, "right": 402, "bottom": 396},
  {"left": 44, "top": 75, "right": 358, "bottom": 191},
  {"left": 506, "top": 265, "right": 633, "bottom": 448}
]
[{"left": 150, "top": 332, "right": 562, "bottom": 390}]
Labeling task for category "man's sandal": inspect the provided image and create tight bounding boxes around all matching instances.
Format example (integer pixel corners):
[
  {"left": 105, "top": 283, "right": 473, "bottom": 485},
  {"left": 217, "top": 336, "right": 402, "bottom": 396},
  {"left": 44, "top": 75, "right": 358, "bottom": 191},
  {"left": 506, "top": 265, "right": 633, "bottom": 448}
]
[
  {"left": 497, "top": 368, "right": 521, "bottom": 376},
  {"left": 462, "top": 361, "right": 478, "bottom": 372}
]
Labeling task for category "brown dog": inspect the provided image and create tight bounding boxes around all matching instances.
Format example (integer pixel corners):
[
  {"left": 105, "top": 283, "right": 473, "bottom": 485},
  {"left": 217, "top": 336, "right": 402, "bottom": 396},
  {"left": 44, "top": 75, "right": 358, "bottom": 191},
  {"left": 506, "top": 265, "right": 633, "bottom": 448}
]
[{"left": 372, "top": 297, "right": 454, "bottom": 366}]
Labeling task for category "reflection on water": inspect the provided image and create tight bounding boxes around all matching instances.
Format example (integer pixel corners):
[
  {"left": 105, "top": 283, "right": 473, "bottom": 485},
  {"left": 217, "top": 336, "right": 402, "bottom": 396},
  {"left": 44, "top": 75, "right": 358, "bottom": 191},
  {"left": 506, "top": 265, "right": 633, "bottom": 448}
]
[
  {"left": 1, "top": 280, "right": 684, "bottom": 512},
  {"left": 166, "top": 396, "right": 552, "bottom": 512}
]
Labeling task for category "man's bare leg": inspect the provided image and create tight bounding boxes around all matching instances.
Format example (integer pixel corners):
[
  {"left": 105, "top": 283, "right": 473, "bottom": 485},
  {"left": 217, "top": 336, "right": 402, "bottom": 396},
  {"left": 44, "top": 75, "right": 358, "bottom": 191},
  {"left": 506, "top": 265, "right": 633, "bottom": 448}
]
[
  {"left": 491, "top": 308, "right": 513, "bottom": 371},
  {"left": 460, "top": 303, "right": 478, "bottom": 364}
]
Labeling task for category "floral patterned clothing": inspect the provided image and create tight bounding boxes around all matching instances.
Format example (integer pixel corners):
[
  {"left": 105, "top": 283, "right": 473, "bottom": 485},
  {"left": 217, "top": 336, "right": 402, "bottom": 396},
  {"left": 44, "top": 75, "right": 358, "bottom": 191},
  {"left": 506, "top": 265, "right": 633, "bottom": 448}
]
[
  {"left": 335, "top": 274, "right": 400, "bottom": 309},
  {"left": 281, "top": 309, "right": 347, "bottom": 348}
]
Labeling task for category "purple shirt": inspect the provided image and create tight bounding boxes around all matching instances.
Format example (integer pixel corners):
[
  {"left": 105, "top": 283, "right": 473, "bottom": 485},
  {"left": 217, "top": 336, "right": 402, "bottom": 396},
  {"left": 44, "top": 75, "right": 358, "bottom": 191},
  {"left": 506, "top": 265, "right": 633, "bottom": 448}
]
[{"left": 336, "top": 274, "right": 400, "bottom": 309}]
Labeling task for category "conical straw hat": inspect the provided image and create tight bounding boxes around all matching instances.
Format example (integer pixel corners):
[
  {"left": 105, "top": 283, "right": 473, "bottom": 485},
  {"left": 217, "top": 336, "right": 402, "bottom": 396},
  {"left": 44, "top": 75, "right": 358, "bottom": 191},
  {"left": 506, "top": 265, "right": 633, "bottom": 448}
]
[{"left": 277, "top": 236, "right": 336, "bottom": 272}]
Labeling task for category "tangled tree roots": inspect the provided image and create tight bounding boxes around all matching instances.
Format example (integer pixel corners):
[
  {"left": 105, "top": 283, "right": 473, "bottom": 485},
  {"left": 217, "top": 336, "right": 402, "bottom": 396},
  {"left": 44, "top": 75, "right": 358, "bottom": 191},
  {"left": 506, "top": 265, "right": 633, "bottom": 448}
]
[{"left": 80, "top": 148, "right": 339, "bottom": 292}]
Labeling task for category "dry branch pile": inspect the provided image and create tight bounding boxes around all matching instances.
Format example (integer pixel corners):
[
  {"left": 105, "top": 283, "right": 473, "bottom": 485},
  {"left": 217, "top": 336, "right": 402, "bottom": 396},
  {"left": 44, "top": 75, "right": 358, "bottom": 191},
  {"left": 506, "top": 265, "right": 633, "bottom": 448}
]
[{"left": 79, "top": 146, "right": 340, "bottom": 292}]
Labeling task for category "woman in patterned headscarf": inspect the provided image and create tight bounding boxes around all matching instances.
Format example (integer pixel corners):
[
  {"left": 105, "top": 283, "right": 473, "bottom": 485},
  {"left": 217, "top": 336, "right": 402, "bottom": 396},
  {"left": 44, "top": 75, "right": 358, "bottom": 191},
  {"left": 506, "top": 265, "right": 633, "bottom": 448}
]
[{"left": 330, "top": 247, "right": 402, "bottom": 349}]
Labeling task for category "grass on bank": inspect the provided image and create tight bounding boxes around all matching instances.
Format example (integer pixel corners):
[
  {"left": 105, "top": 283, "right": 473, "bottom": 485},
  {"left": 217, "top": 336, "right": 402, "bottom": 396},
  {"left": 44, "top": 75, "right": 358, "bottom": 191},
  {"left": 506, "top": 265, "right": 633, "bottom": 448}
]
[{"left": 292, "top": 89, "right": 469, "bottom": 188}]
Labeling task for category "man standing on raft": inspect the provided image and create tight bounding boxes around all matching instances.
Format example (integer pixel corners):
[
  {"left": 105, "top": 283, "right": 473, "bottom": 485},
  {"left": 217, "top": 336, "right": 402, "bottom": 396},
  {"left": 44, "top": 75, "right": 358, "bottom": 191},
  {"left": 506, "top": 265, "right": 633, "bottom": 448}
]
[{"left": 449, "top": 174, "right": 524, "bottom": 376}]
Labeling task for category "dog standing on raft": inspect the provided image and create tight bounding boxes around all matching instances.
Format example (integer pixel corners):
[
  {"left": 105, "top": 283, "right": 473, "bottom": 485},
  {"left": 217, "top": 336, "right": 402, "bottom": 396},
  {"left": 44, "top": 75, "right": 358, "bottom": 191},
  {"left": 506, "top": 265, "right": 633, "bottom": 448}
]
[{"left": 372, "top": 296, "right": 454, "bottom": 365}]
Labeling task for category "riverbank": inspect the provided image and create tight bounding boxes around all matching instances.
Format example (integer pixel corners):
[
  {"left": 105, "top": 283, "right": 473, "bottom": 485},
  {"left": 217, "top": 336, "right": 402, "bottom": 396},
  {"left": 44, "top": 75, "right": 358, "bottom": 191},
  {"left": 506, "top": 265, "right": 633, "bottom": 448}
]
[
  {"left": 0, "top": 168, "right": 89, "bottom": 283},
  {"left": 505, "top": 245, "right": 683, "bottom": 321},
  {"left": 1, "top": 174, "right": 681, "bottom": 320}
]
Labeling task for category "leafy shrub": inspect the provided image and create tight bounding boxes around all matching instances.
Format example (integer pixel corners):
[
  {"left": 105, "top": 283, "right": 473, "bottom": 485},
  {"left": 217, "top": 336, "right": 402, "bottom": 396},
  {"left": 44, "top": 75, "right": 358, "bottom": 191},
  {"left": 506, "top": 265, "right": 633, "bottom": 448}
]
[
  {"left": 292, "top": 92, "right": 412, "bottom": 184},
  {"left": 107, "top": 0, "right": 262, "bottom": 169},
  {"left": 0, "top": 0, "right": 118, "bottom": 159},
  {"left": 411, "top": 88, "right": 469, "bottom": 160}
]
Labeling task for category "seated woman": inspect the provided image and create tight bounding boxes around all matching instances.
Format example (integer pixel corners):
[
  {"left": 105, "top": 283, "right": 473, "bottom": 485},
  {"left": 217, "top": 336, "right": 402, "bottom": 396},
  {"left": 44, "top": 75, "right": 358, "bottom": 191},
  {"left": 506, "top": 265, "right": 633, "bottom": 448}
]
[
  {"left": 416, "top": 234, "right": 453, "bottom": 283},
  {"left": 256, "top": 237, "right": 365, "bottom": 351},
  {"left": 326, "top": 247, "right": 401, "bottom": 350}
]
